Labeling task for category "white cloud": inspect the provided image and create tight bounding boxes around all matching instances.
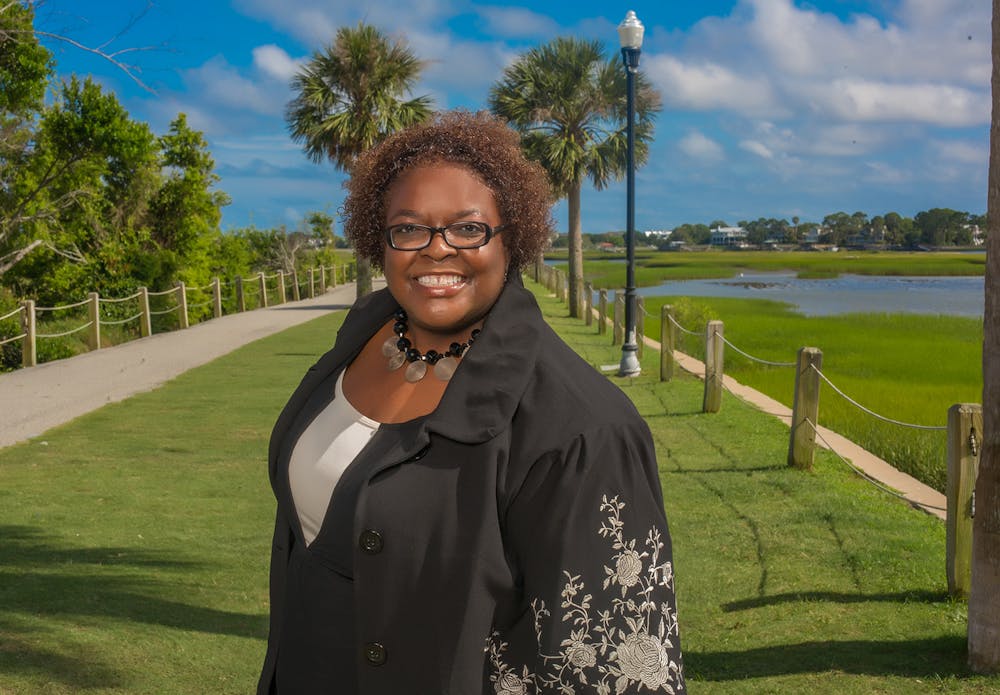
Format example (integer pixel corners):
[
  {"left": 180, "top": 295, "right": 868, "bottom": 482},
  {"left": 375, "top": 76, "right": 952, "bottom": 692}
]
[
  {"left": 253, "top": 44, "right": 302, "bottom": 81},
  {"left": 678, "top": 131, "right": 724, "bottom": 161},
  {"left": 183, "top": 56, "right": 280, "bottom": 116},
  {"left": 740, "top": 140, "right": 774, "bottom": 160},
  {"left": 645, "top": 55, "right": 782, "bottom": 117},
  {"left": 477, "top": 6, "right": 559, "bottom": 39},
  {"left": 931, "top": 140, "right": 988, "bottom": 167},
  {"left": 808, "top": 79, "right": 988, "bottom": 127}
]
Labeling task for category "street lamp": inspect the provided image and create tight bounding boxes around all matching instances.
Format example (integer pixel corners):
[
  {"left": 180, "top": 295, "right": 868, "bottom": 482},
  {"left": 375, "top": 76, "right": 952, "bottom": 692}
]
[{"left": 617, "top": 10, "right": 644, "bottom": 377}]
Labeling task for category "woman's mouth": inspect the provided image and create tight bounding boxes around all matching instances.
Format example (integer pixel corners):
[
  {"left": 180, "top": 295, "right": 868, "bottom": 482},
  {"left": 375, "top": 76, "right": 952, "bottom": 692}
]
[{"left": 416, "top": 274, "right": 466, "bottom": 288}]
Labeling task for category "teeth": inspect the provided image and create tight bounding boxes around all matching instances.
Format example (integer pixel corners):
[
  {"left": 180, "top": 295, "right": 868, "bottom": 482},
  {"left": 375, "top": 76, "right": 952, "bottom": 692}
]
[{"left": 417, "top": 275, "right": 464, "bottom": 287}]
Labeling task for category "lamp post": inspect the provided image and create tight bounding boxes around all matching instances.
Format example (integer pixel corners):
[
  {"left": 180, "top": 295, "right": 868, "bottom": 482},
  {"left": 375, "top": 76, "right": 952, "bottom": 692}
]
[{"left": 617, "top": 10, "right": 643, "bottom": 377}]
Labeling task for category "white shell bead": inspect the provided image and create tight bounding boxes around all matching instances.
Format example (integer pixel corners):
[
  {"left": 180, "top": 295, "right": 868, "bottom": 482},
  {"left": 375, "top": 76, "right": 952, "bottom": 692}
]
[
  {"left": 382, "top": 336, "right": 400, "bottom": 357},
  {"left": 433, "top": 356, "right": 459, "bottom": 381},
  {"left": 387, "top": 351, "right": 407, "bottom": 371},
  {"left": 404, "top": 360, "right": 428, "bottom": 382}
]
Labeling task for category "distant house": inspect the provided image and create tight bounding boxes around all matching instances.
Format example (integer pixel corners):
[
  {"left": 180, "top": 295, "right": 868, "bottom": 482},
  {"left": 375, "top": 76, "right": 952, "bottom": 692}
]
[
  {"left": 642, "top": 229, "right": 672, "bottom": 241},
  {"left": 710, "top": 226, "right": 748, "bottom": 247}
]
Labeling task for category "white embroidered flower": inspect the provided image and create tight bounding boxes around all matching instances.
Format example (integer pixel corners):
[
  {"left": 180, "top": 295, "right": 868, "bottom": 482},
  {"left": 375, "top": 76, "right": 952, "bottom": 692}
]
[
  {"left": 616, "top": 632, "right": 672, "bottom": 690},
  {"left": 495, "top": 672, "right": 528, "bottom": 695},
  {"left": 566, "top": 639, "right": 597, "bottom": 668},
  {"left": 615, "top": 549, "right": 643, "bottom": 587}
]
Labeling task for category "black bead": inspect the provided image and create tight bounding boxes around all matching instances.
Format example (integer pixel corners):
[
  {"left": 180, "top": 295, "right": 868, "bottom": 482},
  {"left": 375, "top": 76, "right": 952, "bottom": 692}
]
[
  {"left": 425, "top": 350, "right": 440, "bottom": 364},
  {"left": 394, "top": 308, "right": 406, "bottom": 320},
  {"left": 396, "top": 337, "right": 411, "bottom": 350},
  {"left": 449, "top": 342, "right": 462, "bottom": 356},
  {"left": 393, "top": 321, "right": 406, "bottom": 335},
  {"left": 405, "top": 348, "right": 421, "bottom": 362},
  {"left": 470, "top": 329, "right": 481, "bottom": 341}
]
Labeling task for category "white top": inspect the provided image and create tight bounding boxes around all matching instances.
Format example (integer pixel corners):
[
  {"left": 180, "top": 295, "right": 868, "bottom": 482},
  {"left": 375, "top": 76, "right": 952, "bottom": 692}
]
[{"left": 288, "top": 370, "right": 380, "bottom": 546}]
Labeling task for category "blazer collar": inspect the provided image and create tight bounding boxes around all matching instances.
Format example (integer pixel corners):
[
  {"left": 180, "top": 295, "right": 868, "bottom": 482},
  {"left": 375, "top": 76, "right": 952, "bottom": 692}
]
[{"left": 350, "top": 276, "right": 542, "bottom": 445}]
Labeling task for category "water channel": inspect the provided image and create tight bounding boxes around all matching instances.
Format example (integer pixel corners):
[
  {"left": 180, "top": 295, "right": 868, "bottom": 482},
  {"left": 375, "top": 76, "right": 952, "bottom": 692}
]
[{"left": 628, "top": 272, "right": 986, "bottom": 318}]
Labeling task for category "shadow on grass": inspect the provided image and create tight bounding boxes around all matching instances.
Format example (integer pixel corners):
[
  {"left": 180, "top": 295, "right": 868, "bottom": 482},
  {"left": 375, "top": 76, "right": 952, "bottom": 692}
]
[
  {"left": 273, "top": 303, "right": 351, "bottom": 311},
  {"left": 686, "top": 636, "right": 971, "bottom": 681},
  {"left": 722, "top": 589, "right": 949, "bottom": 612},
  {"left": 0, "top": 525, "right": 266, "bottom": 690}
]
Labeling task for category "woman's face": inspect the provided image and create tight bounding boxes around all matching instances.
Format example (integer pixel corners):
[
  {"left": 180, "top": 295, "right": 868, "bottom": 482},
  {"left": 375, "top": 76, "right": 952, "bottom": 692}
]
[{"left": 383, "top": 162, "right": 509, "bottom": 342}]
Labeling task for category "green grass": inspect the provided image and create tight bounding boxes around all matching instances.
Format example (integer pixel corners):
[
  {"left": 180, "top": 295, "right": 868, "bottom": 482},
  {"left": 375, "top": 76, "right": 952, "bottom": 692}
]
[
  {"left": 0, "top": 281, "right": 996, "bottom": 693},
  {"left": 545, "top": 249, "right": 986, "bottom": 289},
  {"left": 638, "top": 296, "right": 982, "bottom": 492}
]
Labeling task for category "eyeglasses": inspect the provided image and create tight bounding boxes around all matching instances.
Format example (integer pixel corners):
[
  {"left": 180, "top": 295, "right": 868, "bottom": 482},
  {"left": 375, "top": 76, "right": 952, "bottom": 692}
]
[{"left": 384, "top": 221, "right": 506, "bottom": 251}]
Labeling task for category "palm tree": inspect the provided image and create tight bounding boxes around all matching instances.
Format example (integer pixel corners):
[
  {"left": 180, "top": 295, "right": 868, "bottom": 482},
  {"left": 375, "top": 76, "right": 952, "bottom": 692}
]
[
  {"left": 489, "top": 37, "right": 660, "bottom": 318},
  {"left": 968, "top": 0, "right": 1000, "bottom": 673},
  {"left": 286, "top": 23, "right": 432, "bottom": 298}
]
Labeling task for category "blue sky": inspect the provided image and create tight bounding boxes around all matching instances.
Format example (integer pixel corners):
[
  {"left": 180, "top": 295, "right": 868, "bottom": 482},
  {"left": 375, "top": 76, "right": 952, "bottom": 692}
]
[{"left": 34, "top": 0, "right": 990, "bottom": 235}]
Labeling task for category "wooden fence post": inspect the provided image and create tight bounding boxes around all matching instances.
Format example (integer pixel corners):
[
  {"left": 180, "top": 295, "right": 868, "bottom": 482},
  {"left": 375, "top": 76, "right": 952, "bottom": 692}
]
[
  {"left": 660, "top": 304, "right": 674, "bottom": 382},
  {"left": 613, "top": 292, "right": 625, "bottom": 345},
  {"left": 573, "top": 277, "right": 584, "bottom": 318},
  {"left": 308, "top": 268, "right": 316, "bottom": 298},
  {"left": 320, "top": 265, "right": 327, "bottom": 293},
  {"left": 946, "top": 403, "right": 982, "bottom": 598},
  {"left": 277, "top": 271, "right": 287, "bottom": 304},
  {"left": 330, "top": 264, "right": 337, "bottom": 288},
  {"left": 175, "top": 282, "right": 189, "bottom": 329},
  {"left": 258, "top": 272, "right": 268, "bottom": 308},
  {"left": 138, "top": 287, "right": 152, "bottom": 337},
  {"left": 584, "top": 282, "right": 593, "bottom": 326},
  {"left": 636, "top": 296, "right": 645, "bottom": 358},
  {"left": 702, "top": 320, "right": 724, "bottom": 413},
  {"left": 21, "top": 300, "right": 36, "bottom": 368},
  {"left": 87, "top": 292, "right": 101, "bottom": 350},
  {"left": 212, "top": 278, "right": 223, "bottom": 318},
  {"left": 291, "top": 269, "right": 301, "bottom": 301},
  {"left": 598, "top": 290, "right": 608, "bottom": 335},
  {"left": 788, "top": 347, "right": 823, "bottom": 468},
  {"left": 235, "top": 276, "right": 246, "bottom": 313}
]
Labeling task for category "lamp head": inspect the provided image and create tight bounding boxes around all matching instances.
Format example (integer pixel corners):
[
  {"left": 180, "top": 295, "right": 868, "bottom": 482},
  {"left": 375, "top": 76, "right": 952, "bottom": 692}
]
[{"left": 617, "top": 10, "right": 644, "bottom": 50}]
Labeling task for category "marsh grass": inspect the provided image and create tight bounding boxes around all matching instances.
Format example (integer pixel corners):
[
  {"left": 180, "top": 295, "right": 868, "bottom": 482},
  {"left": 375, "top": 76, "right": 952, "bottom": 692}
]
[
  {"left": 546, "top": 250, "right": 986, "bottom": 289},
  {"left": 641, "top": 296, "right": 982, "bottom": 492}
]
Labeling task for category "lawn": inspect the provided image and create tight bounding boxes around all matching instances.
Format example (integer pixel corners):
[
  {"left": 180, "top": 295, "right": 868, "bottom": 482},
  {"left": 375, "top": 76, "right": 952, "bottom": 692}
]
[{"left": 0, "top": 280, "right": 995, "bottom": 693}]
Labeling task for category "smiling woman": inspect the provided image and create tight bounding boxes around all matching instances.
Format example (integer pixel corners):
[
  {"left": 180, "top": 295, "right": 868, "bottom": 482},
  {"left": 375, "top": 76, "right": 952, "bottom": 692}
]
[{"left": 257, "top": 111, "right": 685, "bottom": 694}]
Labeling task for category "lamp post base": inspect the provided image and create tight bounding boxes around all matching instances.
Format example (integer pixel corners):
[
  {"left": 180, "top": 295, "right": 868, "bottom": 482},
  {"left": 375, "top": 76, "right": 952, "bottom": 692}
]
[{"left": 618, "top": 331, "right": 642, "bottom": 377}]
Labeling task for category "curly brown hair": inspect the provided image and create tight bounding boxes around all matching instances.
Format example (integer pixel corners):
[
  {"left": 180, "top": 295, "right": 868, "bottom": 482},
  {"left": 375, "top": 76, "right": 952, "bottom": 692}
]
[{"left": 342, "top": 110, "right": 553, "bottom": 271}]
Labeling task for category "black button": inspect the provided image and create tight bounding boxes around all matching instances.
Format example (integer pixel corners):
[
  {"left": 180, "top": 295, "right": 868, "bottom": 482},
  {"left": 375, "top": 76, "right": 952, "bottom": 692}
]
[
  {"left": 359, "top": 529, "right": 383, "bottom": 554},
  {"left": 363, "top": 641, "right": 387, "bottom": 666}
]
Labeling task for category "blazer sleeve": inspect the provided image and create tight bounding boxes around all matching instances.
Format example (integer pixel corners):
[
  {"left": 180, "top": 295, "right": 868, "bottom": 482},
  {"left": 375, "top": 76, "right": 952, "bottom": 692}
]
[{"left": 490, "top": 420, "right": 685, "bottom": 694}]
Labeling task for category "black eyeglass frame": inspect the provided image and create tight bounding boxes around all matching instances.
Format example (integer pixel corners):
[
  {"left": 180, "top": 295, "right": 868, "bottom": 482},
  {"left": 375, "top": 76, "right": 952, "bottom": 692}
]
[{"left": 384, "top": 222, "right": 507, "bottom": 251}]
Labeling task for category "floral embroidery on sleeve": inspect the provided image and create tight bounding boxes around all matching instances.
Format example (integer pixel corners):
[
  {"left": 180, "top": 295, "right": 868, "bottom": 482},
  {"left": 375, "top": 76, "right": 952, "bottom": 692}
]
[{"left": 488, "top": 495, "right": 683, "bottom": 694}]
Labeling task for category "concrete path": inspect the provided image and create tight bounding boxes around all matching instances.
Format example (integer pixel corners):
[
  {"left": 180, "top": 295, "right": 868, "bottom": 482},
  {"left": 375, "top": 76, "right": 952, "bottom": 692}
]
[
  {"left": 0, "top": 283, "right": 372, "bottom": 449},
  {"left": 650, "top": 335, "right": 948, "bottom": 520}
]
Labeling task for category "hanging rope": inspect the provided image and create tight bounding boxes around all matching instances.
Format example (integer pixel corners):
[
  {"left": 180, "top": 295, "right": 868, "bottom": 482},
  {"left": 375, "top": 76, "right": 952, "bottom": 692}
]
[{"left": 811, "top": 365, "right": 946, "bottom": 431}]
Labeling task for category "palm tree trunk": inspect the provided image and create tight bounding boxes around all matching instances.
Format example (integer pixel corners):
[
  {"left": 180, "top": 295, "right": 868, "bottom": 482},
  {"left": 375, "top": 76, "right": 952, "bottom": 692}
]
[
  {"left": 567, "top": 180, "right": 583, "bottom": 318},
  {"left": 355, "top": 257, "right": 373, "bottom": 299},
  {"left": 968, "top": 0, "right": 1000, "bottom": 673}
]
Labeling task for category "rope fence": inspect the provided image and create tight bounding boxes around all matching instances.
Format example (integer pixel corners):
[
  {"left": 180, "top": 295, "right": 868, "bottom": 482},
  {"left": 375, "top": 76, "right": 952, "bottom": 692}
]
[
  {"left": 37, "top": 321, "right": 93, "bottom": 339},
  {"left": 540, "top": 265, "right": 976, "bottom": 596},
  {"left": 35, "top": 298, "right": 91, "bottom": 312},
  {"left": 1, "top": 306, "right": 25, "bottom": 322},
  {"left": 0, "top": 262, "right": 356, "bottom": 370},
  {"left": 811, "top": 365, "right": 947, "bottom": 431},
  {"left": 99, "top": 291, "right": 143, "bottom": 304}
]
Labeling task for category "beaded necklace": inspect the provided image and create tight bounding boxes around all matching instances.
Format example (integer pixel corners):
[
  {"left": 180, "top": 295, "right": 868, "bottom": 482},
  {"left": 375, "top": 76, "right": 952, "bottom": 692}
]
[{"left": 381, "top": 308, "right": 479, "bottom": 383}]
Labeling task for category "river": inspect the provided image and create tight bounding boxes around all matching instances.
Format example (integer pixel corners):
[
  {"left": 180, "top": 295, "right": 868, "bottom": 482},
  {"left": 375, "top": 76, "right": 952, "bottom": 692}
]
[{"left": 623, "top": 272, "right": 986, "bottom": 318}]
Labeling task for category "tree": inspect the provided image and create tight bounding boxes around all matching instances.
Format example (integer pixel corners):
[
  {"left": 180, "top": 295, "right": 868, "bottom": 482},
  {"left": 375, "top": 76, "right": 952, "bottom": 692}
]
[
  {"left": 0, "top": 1, "right": 53, "bottom": 274},
  {"left": 968, "top": 0, "right": 1000, "bottom": 672},
  {"left": 489, "top": 37, "right": 661, "bottom": 318},
  {"left": 285, "top": 23, "right": 432, "bottom": 299}
]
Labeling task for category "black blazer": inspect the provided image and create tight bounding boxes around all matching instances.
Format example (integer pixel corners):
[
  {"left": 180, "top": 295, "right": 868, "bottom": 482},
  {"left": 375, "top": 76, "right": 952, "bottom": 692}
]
[{"left": 258, "top": 277, "right": 685, "bottom": 694}]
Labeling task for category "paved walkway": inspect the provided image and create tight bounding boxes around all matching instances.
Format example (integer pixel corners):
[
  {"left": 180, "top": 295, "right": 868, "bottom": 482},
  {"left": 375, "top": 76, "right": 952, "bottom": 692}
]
[
  {"left": 0, "top": 283, "right": 373, "bottom": 449},
  {"left": 0, "top": 278, "right": 946, "bottom": 520}
]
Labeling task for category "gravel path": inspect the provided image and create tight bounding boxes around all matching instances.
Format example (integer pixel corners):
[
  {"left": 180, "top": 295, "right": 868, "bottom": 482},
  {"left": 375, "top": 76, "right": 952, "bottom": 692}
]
[{"left": 0, "top": 283, "right": 366, "bottom": 449}]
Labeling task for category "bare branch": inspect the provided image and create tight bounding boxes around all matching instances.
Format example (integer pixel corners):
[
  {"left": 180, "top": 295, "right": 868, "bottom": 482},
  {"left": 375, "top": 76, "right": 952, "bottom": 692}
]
[{"left": 0, "top": 239, "right": 44, "bottom": 275}]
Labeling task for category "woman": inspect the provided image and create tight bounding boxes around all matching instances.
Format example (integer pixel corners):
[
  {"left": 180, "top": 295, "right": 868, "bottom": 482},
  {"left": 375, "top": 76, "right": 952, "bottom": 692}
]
[{"left": 258, "top": 111, "right": 684, "bottom": 694}]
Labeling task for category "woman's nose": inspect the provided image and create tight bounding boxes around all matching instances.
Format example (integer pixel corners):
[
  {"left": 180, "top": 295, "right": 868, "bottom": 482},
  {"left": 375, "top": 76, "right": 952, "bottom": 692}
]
[{"left": 420, "top": 230, "right": 458, "bottom": 260}]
